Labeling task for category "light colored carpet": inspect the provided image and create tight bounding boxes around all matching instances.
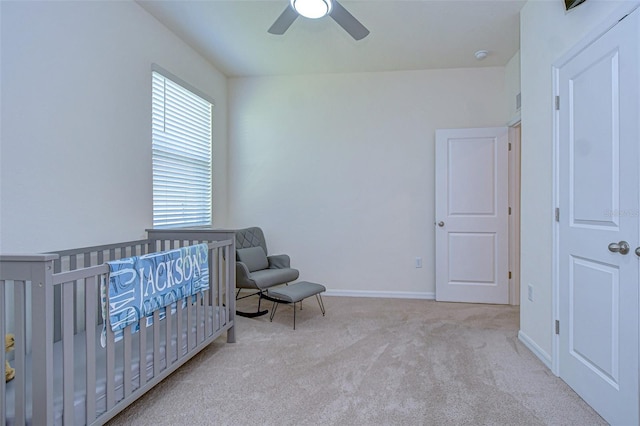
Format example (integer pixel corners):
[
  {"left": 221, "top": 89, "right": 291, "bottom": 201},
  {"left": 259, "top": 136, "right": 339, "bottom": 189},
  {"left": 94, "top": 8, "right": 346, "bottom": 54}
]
[{"left": 107, "top": 296, "right": 606, "bottom": 425}]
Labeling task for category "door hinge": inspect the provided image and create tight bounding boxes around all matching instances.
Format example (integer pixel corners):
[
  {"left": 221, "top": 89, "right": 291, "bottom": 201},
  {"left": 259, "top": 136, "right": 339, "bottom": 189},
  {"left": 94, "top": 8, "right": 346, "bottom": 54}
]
[
  {"left": 509, "top": 206, "right": 512, "bottom": 215},
  {"left": 555, "top": 96, "right": 560, "bottom": 110},
  {"left": 508, "top": 142, "right": 512, "bottom": 151},
  {"left": 509, "top": 271, "right": 512, "bottom": 279},
  {"left": 555, "top": 320, "right": 560, "bottom": 335},
  {"left": 555, "top": 207, "right": 560, "bottom": 222}
]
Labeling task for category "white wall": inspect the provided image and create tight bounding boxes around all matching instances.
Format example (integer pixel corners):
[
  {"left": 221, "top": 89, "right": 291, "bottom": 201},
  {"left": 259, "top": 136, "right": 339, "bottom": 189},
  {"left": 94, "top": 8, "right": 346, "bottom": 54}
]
[
  {"left": 0, "top": 1, "right": 228, "bottom": 253},
  {"left": 229, "top": 68, "right": 506, "bottom": 296},
  {"left": 519, "top": 0, "right": 637, "bottom": 362}
]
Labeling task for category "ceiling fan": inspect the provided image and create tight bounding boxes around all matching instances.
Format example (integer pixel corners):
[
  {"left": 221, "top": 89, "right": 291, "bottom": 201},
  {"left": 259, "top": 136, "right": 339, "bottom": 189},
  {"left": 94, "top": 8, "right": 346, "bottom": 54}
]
[{"left": 268, "top": 0, "right": 370, "bottom": 41}]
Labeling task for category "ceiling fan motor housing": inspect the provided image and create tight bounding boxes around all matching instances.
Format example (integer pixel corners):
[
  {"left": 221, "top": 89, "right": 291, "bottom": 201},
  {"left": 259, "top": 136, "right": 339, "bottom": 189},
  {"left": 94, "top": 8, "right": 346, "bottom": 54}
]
[{"left": 291, "top": 0, "right": 332, "bottom": 19}]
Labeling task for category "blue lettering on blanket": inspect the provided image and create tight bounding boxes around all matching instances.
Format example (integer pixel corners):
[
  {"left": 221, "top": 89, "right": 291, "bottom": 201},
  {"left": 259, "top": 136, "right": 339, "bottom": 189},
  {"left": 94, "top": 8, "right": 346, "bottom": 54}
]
[{"left": 105, "top": 244, "right": 209, "bottom": 342}]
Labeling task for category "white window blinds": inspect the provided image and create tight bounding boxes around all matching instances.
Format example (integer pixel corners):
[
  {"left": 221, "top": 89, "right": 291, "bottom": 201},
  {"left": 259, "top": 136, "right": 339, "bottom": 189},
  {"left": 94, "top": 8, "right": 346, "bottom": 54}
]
[{"left": 152, "top": 70, "right": 213, "bottom": 228}]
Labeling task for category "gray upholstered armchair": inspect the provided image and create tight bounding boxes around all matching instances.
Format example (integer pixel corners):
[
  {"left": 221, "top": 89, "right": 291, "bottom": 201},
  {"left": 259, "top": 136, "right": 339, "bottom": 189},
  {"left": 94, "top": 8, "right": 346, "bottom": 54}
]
[{"left": 235, "top": 227, "right": 299, "bottom": 317}]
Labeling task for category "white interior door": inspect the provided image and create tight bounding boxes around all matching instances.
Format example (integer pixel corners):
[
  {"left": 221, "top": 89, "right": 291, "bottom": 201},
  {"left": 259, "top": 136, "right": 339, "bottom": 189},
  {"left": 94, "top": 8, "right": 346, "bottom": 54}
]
[
  {"left": 557, "top": 8, "right": 639, "bottom": 425},
  {"left": 435, "top": 127, "right": 509, "bottom": 304}
]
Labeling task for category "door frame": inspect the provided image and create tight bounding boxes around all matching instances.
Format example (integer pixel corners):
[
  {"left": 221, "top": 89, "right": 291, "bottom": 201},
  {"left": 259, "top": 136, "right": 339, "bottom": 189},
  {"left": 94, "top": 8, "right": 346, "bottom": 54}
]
[
  {"left": 508, "top": 120, "right": 521, "bottom": 306},
  {"left": 551, "top": 0, "right": 640, "bottom": 376},
  {"left": 434, "top": 126, "right": 520, "bottom": 305}
]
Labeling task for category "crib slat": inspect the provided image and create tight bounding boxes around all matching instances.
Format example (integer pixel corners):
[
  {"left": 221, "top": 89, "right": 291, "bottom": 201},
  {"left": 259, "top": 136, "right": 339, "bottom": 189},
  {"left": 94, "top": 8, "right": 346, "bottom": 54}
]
[
  {"left": 175, "top": 299, "right": 183, "bottom": 359},
  {"left": 0, "top": 280, "right": 5, "bottom": 425},
  {"left": 218, "top": 247, "right": 224, "bottom": 331},
  {"left": 225, "top": 245, "right": 230, "bottom": 329},
  {"left": 194, "top": 292, "right": 201, "bottom": 345},
  {"left": 205, "top": 289, "right": 212, "bottom": 339},
  {"left": 62, "top": 281, "right": 75, "bottom": 425},
  {"left": 204, "top": 247, "right": 212, "bottom": 337},
  {"left": 209, "top": 246, "right": 215, "bottom": 331},
  {"left": 187, "top": 295, "right": 194, "bottom": 352},
  {"left": 226, "top": 243, "right": 235, "bottom": 343},
  {"left": 153, "top": 310, "right": 161, "bottom": 378},
  {"left": 106, "top": 326, "right": 115, "bottom": 411},
  {"left": 14, "top": 281, "right": 26, "bottom": 426},
  {"left": 202, "top": 292, "right": 207, "bottom": 343},
  {"left": 85, "top": 276, "right": 97, "bottom": 424},
  {"left": 165, "top": 305, "right": 173, "bottom": 365},
  {"left": 215, "top": 245, "right": 221, "bottom": 330},
  {"left": 221, "top": 246, "right": 228, "bottom": 328},
  {"left": 70, "top": 254, "right": 84, "bottom": 333},
  {"left": 139, "top": 315, "right": 147, "bottom": 383},
  {"left": 123, "top": 325, "right": 132, "bottom": 398},
  {"left": 219, "top": 246, "right": 225, "bottom": 330},
  {"left": 200, "top": 292, "right": 206, "bottom": 342},
  {"left": 204, "top": 252, "right": 211, "bottom": 337},
  {"left": 53, "top": 256, "right": 63, "bottom": 345}
]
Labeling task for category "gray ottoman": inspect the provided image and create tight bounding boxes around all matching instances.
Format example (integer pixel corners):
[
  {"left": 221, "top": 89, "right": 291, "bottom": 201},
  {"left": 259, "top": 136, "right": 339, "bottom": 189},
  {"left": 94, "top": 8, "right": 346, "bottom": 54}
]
[{"left": 266, "top": 281, "right": 326, "bottom": 329}]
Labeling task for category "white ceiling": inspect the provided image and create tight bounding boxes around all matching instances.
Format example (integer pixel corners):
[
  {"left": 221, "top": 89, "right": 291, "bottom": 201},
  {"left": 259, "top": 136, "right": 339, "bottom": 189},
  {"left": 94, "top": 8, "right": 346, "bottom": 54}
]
[{"left": 137, "top": 0, "right": 525, "bottom": 77}]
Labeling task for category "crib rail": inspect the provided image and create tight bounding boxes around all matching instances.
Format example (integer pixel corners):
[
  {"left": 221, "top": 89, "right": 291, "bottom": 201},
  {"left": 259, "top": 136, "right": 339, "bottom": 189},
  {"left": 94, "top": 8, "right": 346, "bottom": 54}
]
[{"left": 1, "top": 230, "right": 236, "bottom": 426}]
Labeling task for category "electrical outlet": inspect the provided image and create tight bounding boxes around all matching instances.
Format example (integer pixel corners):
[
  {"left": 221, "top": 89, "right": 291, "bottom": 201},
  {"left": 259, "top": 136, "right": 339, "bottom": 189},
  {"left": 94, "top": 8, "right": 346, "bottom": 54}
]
[
  {"left": 415, "top": 257, "right": 422, "bottom": 268},
  {"left": 528, "top": 284, "right": 534, "bottom": 302}
]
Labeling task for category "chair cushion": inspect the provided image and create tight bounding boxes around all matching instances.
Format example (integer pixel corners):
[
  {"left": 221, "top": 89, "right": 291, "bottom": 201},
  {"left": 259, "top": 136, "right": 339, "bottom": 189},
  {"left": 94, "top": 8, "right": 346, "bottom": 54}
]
[
  {"left": 248, "top": 268, "right": 300, "bottom": 290},
  {"left": 237, "top": 246, "right": 269, "bottom": 272}
]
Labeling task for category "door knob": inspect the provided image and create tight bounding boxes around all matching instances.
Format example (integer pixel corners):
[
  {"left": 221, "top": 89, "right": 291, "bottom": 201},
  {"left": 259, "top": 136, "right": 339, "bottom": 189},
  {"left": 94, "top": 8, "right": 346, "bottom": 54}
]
[
  {"left": 438, "top": 221, "right": 445, "bottom": 227},
  {"left": 608, "top": 241, "right": 630, "bottom": 255},
  {"left": 636, "top": 246, "right": 640, "bottom": 257}
]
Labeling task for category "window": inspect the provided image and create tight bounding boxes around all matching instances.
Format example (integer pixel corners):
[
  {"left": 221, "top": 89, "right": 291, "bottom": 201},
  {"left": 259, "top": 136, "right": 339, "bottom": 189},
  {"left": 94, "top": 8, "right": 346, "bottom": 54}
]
[{"left": 152, "top": 67, "right": 213, "bottom": 228}]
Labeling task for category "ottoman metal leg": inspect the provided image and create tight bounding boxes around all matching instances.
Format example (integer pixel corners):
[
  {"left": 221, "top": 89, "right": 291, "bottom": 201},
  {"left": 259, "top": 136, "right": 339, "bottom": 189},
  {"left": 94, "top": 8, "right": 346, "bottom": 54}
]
[
  {"left": 269, "top": 300, "right": 279, "bottom": 322},
  {"left": 316, "top": 294, "right": 326, "bottom": 316}
]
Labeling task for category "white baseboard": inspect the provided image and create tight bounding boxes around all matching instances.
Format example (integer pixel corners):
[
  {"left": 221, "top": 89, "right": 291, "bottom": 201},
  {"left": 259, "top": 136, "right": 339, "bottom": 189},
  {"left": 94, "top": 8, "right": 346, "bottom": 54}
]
[
  {"left": 518, "top": 330, "right": 552, "bottom": 370},
  {"left": 324, "top": 289, "right": 435, "bottom": 300}
]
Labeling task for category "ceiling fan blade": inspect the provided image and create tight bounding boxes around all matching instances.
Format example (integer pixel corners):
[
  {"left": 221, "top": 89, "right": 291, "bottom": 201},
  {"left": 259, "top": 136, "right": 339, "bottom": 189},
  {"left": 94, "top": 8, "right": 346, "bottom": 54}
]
[
  {"left": 329, "top": 0, "right": 369, "bottom": 41},
  {"left": 268, "top": 5, "right": 299, "bottom": 35}
]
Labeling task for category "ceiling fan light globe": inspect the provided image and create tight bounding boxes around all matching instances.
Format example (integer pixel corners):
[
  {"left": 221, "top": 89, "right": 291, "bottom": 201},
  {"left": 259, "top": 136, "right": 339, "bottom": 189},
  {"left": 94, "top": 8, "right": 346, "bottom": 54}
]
[{"left": 291, "top": 0, "right": 332, "bottom": 19}]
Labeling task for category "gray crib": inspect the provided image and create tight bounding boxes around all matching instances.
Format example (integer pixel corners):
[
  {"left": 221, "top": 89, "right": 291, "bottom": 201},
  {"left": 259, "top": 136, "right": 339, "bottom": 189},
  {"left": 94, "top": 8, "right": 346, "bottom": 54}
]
[{"left": 1, "top": 228, "right": 236, "bottom": 425}]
